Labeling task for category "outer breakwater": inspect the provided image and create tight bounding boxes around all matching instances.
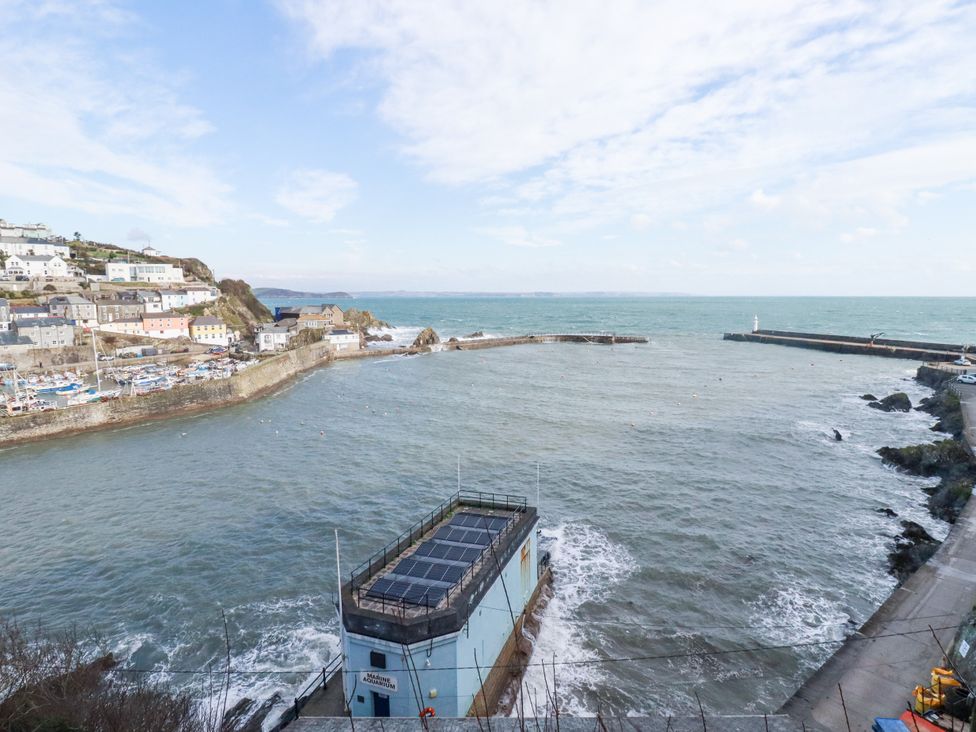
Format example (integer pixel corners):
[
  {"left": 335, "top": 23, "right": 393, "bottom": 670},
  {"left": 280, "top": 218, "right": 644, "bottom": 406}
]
[
  {"left": 0, "top": 333, "right": 647, "bottom": 447},
  {"left": 724, "top": 329, "right": 972, "bottom": 361}
]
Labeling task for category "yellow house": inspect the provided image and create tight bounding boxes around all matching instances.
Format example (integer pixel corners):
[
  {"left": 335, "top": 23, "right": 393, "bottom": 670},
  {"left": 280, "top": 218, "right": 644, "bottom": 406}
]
[{"left": 189, "top": 315, "right": 228, "bottom": 346}]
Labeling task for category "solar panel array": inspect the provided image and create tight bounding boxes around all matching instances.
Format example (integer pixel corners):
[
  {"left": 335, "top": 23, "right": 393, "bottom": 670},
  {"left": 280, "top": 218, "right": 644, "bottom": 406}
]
[{"left": 365, "top": 511, "right": 515, "bottom": 607}]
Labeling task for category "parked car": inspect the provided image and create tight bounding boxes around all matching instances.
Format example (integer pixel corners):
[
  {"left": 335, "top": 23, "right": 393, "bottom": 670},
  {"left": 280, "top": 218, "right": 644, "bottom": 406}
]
[
  {"left": 953, "top": 357, "right": 972, "bottom": 366},
  {"left": 957, "top": 374, "right": 976, "bottom": 385},
  {"left": 208, "top": 346, "right": 227, "bottom": 354},
  {"left": 14, "top": 275, "right": 28, "bottom": 281},
  {"left": 97, "top": 355, "right": 115, "bottom": 362}
]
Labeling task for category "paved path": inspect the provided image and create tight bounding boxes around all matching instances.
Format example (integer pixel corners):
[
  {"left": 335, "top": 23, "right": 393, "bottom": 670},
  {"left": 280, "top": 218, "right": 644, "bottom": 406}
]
[{"left": 781, "top": 383, "right": 976, "bottom": 730}]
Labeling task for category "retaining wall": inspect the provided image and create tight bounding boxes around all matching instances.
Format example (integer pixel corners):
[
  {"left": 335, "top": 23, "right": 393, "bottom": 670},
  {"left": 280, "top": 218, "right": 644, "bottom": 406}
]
[{"left": 0, "top": 340, "right": 334, "bottom": 446}]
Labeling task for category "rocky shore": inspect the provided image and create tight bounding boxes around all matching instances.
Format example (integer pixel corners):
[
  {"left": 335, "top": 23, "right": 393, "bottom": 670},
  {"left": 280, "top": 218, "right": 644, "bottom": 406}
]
[{"left": 873, "top": 368, "right": 975, "bottom": 579}]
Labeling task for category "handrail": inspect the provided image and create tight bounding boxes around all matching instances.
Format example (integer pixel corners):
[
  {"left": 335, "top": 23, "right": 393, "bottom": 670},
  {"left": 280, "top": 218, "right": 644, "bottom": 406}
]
[{"left": 349, "top": 491, "right": 529, "bottom": 613}]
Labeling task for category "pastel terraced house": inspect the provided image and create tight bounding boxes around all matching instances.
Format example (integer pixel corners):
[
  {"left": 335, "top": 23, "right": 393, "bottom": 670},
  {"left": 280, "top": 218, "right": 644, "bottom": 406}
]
[
  {"left": 189, "top": 316, "right": 229, "bottom": 346},
  {"left": 142, "top": 312, "right": 190, "bottom": 339}
]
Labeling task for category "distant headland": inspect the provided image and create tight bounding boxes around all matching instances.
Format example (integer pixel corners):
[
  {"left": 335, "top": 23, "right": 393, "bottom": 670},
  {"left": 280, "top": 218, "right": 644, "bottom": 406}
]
[{"left": 252, "top": 288, "right": 353, "bottom": 298}]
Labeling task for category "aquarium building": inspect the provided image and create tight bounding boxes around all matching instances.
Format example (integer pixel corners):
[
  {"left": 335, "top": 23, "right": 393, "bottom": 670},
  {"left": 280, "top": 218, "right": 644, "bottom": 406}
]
[{"left": 338, "top": 491, "right": 545, "bottom": 718}]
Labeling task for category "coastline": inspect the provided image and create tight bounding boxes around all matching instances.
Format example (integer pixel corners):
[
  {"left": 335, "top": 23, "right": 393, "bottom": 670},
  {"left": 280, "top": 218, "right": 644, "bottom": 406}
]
[
  {"left": 0, "top": 333, "right": 646, "bottom": 448},
  {"left": 780, "top": 366, "right": 976, "bottom": 728}
]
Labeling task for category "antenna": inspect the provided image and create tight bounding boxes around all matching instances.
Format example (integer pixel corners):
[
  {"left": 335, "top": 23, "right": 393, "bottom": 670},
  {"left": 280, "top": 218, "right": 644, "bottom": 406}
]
[{"left": 334, "top": 528, "right": 348, "bottom": 712}]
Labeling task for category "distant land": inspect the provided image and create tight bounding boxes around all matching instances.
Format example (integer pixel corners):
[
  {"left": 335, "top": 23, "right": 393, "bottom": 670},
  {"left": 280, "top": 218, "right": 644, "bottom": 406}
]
[
  {"left": 253, "top": 288, "right": 353, "bottom": 298},
  {"left": 254, "top": 289, "right": 692, "bottom": 298}
]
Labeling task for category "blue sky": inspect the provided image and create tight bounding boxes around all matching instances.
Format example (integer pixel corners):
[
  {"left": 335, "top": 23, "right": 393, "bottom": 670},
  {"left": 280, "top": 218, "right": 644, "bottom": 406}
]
[{"left": 1, "top": 0, "right": 974, "bottom": 295}]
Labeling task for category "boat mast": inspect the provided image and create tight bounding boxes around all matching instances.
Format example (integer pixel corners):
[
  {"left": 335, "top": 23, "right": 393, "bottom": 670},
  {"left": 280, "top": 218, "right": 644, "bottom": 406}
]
[{"left": 92, "top": 332, "right": 102, "bottom": 392}]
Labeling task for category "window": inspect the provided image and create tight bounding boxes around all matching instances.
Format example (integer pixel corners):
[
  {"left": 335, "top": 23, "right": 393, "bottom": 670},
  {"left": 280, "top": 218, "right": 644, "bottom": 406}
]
[{"left": 369, "top": 650, "right": 386, "bottom": 669}]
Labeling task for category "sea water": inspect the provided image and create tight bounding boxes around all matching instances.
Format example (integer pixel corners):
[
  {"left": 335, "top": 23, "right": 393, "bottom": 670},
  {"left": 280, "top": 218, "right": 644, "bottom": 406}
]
[{"left": 1, "top": 297, "right": 973, "bottom": 718}]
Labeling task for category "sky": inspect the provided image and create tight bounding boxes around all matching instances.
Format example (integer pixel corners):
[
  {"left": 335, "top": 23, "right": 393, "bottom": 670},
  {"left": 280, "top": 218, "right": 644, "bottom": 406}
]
[{"left": 0, "top": 0, "right": 974, "bottom": 295}]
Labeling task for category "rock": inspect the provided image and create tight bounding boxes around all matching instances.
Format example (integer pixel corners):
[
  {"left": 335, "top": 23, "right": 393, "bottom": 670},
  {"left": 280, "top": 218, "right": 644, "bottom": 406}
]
[
  {"left": 875, "top": 507, "right": 898, "bottom": 518},
  {"left": 412, "top": 327, "right": 440, "bottom": 348},
  {"left": 223, "top": 692, "right": 283, "bottom": 732},
  {"left": 448, "top": 337, "right": 458, "bottom": 343},
  {"left": 860, "top": 394, "right": 878, "bottom": 401},
  {"left": 877, "top": 439, "right": 974, "bottom": 479},
  {"left": 868, "top": 392, "right": 912, "bottom": 412},
  {"left": 464, "top": 331, "right": 485, "bottom": 338},
  {"left": 878, "top": 439, "right": 976, "bottom": 523},
  {"left": 917, "top": 389, "right": 964, "bottom": 438},
  {"left": 380, "top": 334, "right": 393, "bottom": 342},
  {"left": 888, "top": 520, "right": 941, "bottom": 583},
  {"left": 833, "top": 429, "right": 843, "bottom": 441}
]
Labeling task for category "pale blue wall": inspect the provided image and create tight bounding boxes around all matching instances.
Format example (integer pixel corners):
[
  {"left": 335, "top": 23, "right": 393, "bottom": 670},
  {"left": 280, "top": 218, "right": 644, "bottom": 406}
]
[{"left": 342, "top": 527, "right": 538, "bottom": 718}]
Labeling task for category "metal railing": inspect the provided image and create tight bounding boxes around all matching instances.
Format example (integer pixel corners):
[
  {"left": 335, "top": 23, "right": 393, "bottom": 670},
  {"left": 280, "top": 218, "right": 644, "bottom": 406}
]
[
  {"left": 269, "top": 654, "right": 343, "bottom": 731},
  {"left": 349, "top": 490, "right": 529, "bottom": 612}
]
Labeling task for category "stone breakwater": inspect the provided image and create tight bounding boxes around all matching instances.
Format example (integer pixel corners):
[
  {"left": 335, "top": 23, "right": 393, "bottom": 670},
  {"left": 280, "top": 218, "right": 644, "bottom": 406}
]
[{"left": 0, "top": 333, "right": 647, "bottom": 447}]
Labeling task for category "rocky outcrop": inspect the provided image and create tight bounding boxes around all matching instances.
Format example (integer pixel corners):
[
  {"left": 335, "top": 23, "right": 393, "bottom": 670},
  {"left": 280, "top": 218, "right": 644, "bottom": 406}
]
[
  {"left": 861, "top": 394, "right": 878, "bottom": 401},
  {"left": 868, "top": 392, "right": 912, "bottom": 412},
  {"left": 878, "top": 440, "right": 976, "bottom": 523},
  {"left": 412, "top": 327, "right": 440, "bottom": 348},
  {"left": 876, "top": 507, "right": 898, "bottom": 518},
  {"left": 917, "top": 388, "right": 965, "bottom": 438},
  {"left": 344, "top": 308, "right": 390, "bottom": 333},
  {"left": 223, "top": 693, "right": 282, "bottom": 732},
  {"left": 465, "top": 331, "right": 485, "bottom": 338},
  {"left": 888, "top": 520, "right": 941, "bottom": 582}
]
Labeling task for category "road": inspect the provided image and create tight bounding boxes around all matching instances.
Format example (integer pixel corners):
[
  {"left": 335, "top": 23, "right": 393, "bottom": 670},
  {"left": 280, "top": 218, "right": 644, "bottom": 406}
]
[{"left": 781, "top": 383, "right": 976, "bottom": 730}]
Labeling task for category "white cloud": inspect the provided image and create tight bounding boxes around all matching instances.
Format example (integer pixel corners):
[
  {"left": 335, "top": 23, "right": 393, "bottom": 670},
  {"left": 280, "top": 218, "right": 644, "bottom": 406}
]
[
  {"left": 750, "top": 189, "right": 781, "bottom": 210},
  {"left": 0, "top": 1, "right": 232, "bottom": 226},
  {"left": 478, "top": 226, "right": 561, "bottom": 248},
  {"left": 275, "top": 169, "right": 358, "bottom": 223},
  {"left": 280, "top": 0, "right": 976, "bottom": 232},
  {"left": 840, "top": 227, "right": 879, "bottom": 243}
]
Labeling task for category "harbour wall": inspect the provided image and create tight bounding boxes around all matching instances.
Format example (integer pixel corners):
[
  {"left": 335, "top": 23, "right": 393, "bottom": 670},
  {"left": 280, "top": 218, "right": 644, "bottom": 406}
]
[
  {"left": 0, "top": 340, "right": 336, "bottom": 447},
  {"left": 724, "top": 330, "right": 971, "bottom": 361},
  {"left": 1, "top": 333, "right": 647, "bottom": 447}
]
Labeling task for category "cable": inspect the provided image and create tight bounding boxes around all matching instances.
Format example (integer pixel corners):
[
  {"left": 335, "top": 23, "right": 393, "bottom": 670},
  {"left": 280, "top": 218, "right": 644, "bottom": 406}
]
[{"left": 96, "top": 622, "right": 958, "bottom": 677}]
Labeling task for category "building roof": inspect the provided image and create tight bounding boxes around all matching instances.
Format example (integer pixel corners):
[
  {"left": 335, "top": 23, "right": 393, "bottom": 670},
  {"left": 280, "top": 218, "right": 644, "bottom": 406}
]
[
  {"left": 15, "top": 317, "right": 70, "bottom": 328},
  {"left": 14, "top": 254, "right": 62, "bottom": 262},
  {"left": 106, "top": 317, "right": 143, "bottom": 324},
  {"left": 342, "top": 492, "right": 537, "bottom": 644},
  {"left": 11, "top": 305, "right": 49, "bottom": 314},
  {"left": 49, "top": 294, "right": 93, "bottom": 305},
  {"left": 329, "top": 329, "right": 354, "bottom": 335},
  {"left": 0, "top": 298, "right": 8, "bottom": 307},
  {"left": 143, "top": 311, "right": 186, "bottom": 319},
  {"left": 192, "top": 315, "right": 223, "bottom": 326}
]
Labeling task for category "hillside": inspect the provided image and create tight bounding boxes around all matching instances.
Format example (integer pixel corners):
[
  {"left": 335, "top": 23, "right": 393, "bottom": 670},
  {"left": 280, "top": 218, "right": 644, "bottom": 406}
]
[{"left": 66, "top": 238, "right": 270, "bottom": 332}]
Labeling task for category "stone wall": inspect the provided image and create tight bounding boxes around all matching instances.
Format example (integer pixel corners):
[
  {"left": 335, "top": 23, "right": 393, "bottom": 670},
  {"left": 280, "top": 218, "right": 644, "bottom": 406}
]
[{"left": 0, "top": 340, "right": 334, "bottom": 446}]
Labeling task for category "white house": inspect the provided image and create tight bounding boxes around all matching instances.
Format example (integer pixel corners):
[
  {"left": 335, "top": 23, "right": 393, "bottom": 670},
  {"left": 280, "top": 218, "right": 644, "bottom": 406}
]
[
  {"left": 183, "top": 286, "right": 219, "bottom": 305},
  {"left": 0, "top": 240, "right": 70, "bottom": 258},
  {"left": 256, "top": 319, "right": 297, "bottom": 352},
  {"left": 0, "top": 220, "right": 54, "bottom": 239},
  {"left": 96, "top": 317, "right": 145, "bottom": 337},
  {"left": 106, "top": 261, "right": 184, "bottom": 283},
  {"left": 324, "top": 328, "right": 360, "bottom": 352},
  {"left": 141, "top": 245, "right": 160, "bottom": 257},
  {"left": 159, "top": 290, "right": 189, "bottom": 310},
  {"left": 0, "top": 298, "right": 9, "bottom": 332},
  {"left": 136, "top": 290, "right": 164, "bottom": 313},
  {"left": 4, "top": 254, "right": 69, "bottom": 279}
]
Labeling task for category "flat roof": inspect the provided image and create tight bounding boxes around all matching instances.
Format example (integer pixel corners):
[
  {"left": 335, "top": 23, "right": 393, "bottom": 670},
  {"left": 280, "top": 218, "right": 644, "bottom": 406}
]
[{"left": 342, "top": 491, "right": 537, "bottom": 644}]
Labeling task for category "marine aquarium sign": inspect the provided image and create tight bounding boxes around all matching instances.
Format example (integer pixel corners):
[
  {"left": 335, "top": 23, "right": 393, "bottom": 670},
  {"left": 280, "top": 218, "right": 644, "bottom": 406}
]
[{"left": 360, "top": 670, "right": 398, "bottom": 693}]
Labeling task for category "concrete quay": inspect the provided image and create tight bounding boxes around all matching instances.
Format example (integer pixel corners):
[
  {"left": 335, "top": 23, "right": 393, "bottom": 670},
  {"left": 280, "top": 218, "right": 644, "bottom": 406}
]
[
  {"left": 724, "top": 330, "right": 972, "bottom": 362},
  {"left": 780, "top": 382, "right": 976, "bottom": 730}
]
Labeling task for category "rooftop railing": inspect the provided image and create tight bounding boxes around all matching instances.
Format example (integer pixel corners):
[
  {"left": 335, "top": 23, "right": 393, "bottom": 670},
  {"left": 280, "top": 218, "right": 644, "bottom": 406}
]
[{"left": 348, "top": 490, "right": 529, "bottom": 611}]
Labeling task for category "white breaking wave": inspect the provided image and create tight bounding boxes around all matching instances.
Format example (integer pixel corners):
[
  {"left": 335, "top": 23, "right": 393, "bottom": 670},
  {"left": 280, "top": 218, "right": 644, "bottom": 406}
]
[{"left": 515, "top": 522, "right": 637, "bottom": 717}]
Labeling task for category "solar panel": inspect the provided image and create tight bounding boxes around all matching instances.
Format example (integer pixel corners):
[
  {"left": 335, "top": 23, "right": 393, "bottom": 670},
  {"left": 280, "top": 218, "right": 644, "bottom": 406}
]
[{"left": 367, "top": 509, "right": 520, "bottom": 609}]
